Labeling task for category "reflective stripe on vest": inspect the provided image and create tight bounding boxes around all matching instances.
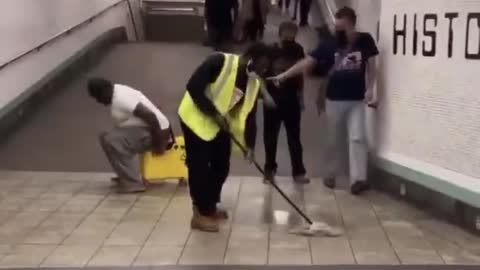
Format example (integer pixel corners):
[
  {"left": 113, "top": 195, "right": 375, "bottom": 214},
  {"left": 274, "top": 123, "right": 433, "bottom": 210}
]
[
  {"left": 178, "top": 54, "right": 239, "bottom": 141},
  {"left": 178, "top": 54, "right": 261, "bottom": 151}
]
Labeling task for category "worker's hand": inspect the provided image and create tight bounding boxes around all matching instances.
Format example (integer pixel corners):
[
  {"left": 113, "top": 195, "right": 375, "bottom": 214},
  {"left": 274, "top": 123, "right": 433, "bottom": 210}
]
[
  {"left": 152, "top": 138, "right": 166, "bottom": 156},
  {"left": 267, "top": 73, "right": 286, "bottom": 88},
  {"left": 365, "top": 90, "right": 378, "bottom": 109},
  {"left": 245, "top": 148, "right": 254, "bottom": 163},
  {"left": 214, "top": 115, "right": 230, "bottom": 131}
]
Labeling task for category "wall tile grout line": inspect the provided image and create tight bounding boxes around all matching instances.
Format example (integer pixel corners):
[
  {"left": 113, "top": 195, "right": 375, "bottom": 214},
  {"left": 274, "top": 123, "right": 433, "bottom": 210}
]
[
  {"left": 83, "top": 188, "right": 142, "bottom": 267},
  {"left": 365, "top": 194, "right": 402, "bottom": 264},
  {"left": 0, "top": 182, "right": 83, "bottom": 267},
  {"left": 131, "top": 182, "right": 179, "bottom": 266},
  {"left": 222, "top": 177, "right": 245, "bottom": 264},
  {"left": 333, "top": 190, "right": 358, "bottom": 265},
  {"left": 175, "top": 183, "right": 193, "bottom": 265},
  {"left": 38, "top": 183, "right": 113, "bottom": 267}
]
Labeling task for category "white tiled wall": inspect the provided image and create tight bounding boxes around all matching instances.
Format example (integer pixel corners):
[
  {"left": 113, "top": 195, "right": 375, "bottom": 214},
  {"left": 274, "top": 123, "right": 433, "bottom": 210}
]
[
  {"left": 0, "top": 0, "right": 135, "bottom": 114},
  {"left": 377, "top": 0, "right": 480, "bottom": 179}
]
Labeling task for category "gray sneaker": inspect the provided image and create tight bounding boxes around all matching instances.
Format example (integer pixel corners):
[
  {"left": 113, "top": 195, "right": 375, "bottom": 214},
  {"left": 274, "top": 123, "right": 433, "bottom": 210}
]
[
  {"left": 115, "top": 178, "right": 146, "bottom": 194},
  {"left": 293, "top": 175, "right": 310, "bottom": 184},
  {"left": 323, "top": 177, "right": 336, "bottom": 189}
]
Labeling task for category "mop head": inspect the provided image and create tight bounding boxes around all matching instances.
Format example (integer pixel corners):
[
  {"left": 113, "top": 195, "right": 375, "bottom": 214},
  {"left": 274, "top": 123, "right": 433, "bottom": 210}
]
[{"left": 289, "top": 221, "right": 343, "bottom": 237}]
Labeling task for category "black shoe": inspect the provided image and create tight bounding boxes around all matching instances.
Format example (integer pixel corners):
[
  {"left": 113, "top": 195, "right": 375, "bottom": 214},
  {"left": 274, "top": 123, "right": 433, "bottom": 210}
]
[
  {"left": 293, "top": 175, "right": 310, "bottom": 184},
  {"left": 263, "top": 170, "right": 276, "bottom": 184},
  {"left": 202, "top": 40, "right": 213, "bottom": 47},
  {"left": 350, "top": 181, "right": 371, "bottom": 195},
  {"left": 323, "top": 177, "right": 336, "bottom": 189}
]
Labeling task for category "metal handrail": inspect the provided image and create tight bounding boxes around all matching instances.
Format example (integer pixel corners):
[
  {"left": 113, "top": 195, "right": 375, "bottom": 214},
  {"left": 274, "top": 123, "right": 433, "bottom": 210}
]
[
  {"left": 318, "top": 0, "right": 337, "bottom": 27},
  {"left": 0, "top": 0, "right": 130, "bottom": 71}
]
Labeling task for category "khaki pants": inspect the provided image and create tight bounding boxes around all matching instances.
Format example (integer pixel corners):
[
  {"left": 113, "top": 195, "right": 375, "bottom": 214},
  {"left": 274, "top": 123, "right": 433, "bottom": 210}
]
[{"left": 99, "top": 126, "right": 170, "bottom": 184}]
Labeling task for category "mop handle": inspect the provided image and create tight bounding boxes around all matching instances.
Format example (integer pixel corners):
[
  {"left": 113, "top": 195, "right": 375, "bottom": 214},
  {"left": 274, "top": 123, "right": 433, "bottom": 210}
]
[{"left": 228, "top": 131, "right": 313, "bottom": 225}]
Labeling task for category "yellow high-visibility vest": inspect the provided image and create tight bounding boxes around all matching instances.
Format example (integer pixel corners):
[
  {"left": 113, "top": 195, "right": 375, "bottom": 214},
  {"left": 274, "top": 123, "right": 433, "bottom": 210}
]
[{"left": 178, "top": 53, "right": 261, "bottom": 153}]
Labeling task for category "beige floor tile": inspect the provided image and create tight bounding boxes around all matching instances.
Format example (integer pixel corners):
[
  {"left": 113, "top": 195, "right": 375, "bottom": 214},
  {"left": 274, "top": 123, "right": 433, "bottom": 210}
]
[
  {"left": 63, "top": 221, "right": 117, "bottom": 245},
  {"left": 5, "top": 210, "right": 50, "bottom": 227},
  {"left": 355, "top": 251, "right": 400, "bottom": 265},
  {"left": 41, "top": 245, "right": 98, "bottom": 267},
  {"left": 269, "top": 232, "right": 309, "bottom": 249},
  {"left": 0, "top": 197, "right": 33, "bottom": 211},
  {"left": 88, "top": 209, "right": 129, "bottom": 222},
  {"left": 423, "top": 230, "right": 480, "bottom": 264},
  {"left": 268, "top": 247, "right": 312, "bottom": 265},
  {"left": 122, "top": 207, "right": 163, "bottom": 222},
  {"left": 0, "top": 245, "right": 12, "bottom": 257},
  {"left": 396, "top": 249, "right": 444, "bottom": 264},
  {"left": 224, "top": 247, "right": 267, "bottom": 265},
  {"left": 179, "top": 245, "right": 225, "bottom": 265},
  {"left": 23, "top": 229, "right": 71, "bottom": 244},
  {"left": 87, "top": 245, "right": 141, "bottom": 266},
  {"left": 0, "top": 211, "right": 17, "bottom": 226},
  {"left": 10, "top": 187, "right": 48, "bottom": 199},
  {"left": 146, "top": 226, "right": 190, "bottom": 247},
  {"left": 0, "top": 244, "right": 56, "bottom": 268},
  {"left": 40, "top": 213, "right": 86, "bottom": 227},
  {"left": 186, "top": 230, "right": 229, "bottom": 248},
  {"left": 133, "top": 245, "right": 183, "bottom": 266},
  {"left": 58, "top": 200, "right": 99, "bottom": 213},
  {"left": 311, "top": 237, "right": 355, "bottom": 264},
  {"left": 104, "top": 222, "right": 155, "bottom": 246}
]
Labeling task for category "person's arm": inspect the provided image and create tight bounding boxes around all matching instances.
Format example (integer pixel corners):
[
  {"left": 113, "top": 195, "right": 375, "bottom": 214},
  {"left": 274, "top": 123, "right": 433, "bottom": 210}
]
[
  {"left": 365, "top": 56, "right": 377, "bottom": 103},
  {"left": 363, "top": 34, "right": 379, "bottom": 106},
  {"left": 186, "top": 54, "right": 224, "bottom": 117},
  {"left": 295, "top": 44, "right": 306, "bottom": 92},
  {"left": 134, "top": 103, "right": 168, "bottom": 155},
  {"left": 232, "top": 0, "right": 239, "bottom": 21},
  {"left": 270, "top": 56, "right": 316, "bottom": 86}
]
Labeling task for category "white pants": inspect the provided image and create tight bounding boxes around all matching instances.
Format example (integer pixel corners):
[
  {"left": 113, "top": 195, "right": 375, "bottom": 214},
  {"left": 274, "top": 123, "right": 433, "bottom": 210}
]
[{"left": 325, "top": 100, "right": 367, "bottom": 183}]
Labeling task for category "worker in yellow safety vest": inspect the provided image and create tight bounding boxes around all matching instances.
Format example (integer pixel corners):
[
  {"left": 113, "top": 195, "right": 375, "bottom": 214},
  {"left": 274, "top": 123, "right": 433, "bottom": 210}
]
[{"left": 178, "top": 43, "right": 272, "bottom": 232}]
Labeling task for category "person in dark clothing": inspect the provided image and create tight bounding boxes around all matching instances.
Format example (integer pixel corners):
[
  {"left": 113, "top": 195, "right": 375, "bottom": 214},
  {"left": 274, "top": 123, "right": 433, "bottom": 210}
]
[
  {"left": 291, "top": 0, "right": 300, "bottom": 21},
  {"left": 243, "top": 0, "right": 269, "bottom": 41},
  {"left": 269, "top": 7, "right": 379, "bottom": 196},
  {"left": 204, "top": 0, "right": 238, "bottom": 50},
  {"left": 263, "top": 21, "right": 309, "bottom": 184},
  {"left": 178, "top": 43, "right": 272, "bottom": 232},
  {"left": 299, "top": 0, "right": 312, "bottom": 26},
  {"left": 278, "top": 0, "right": 290, "bottom": 10}
]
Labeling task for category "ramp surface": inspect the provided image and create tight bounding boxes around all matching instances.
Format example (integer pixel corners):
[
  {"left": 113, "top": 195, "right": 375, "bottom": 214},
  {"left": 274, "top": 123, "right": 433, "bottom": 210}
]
[{"left": 0, "top": 13, "right": 330, "bottom": 178}]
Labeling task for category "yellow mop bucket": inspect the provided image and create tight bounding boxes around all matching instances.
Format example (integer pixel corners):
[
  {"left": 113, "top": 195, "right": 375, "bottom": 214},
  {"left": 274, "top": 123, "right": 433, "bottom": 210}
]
[{"left": 141, "top": 136, "right": 188, "bottom": 184}]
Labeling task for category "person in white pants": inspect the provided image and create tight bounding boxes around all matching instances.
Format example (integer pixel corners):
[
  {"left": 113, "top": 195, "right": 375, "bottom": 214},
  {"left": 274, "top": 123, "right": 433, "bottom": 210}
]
[{"left": 269, "top": 6, "right": 379, "bottom": 195}]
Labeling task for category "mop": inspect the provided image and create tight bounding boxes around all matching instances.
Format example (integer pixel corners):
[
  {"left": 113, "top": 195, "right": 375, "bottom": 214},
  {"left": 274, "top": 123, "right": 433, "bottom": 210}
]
[{"left": 228, "top": 128, "right": 343, "bottom": 237}]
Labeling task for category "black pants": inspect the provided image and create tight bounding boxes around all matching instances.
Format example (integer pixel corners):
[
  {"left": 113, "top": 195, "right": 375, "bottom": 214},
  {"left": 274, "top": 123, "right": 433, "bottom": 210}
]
[
  {"left": 244, "top": 17, "right": 264, "bottom": 41},
  {"left": 299, "top": 0, "right": 312, "bottom": 25},
  {"left": 278, "top": 0, "right": 291, "bottom": 9},
  {"left": 206, "top": 17, "right": 233, "bottom": 50},
  {"left": 181, "top": 121, "right": 231, "bottom": 216},
  {"left": 263, "top": 103, "right": 306, "bottom": 176}
]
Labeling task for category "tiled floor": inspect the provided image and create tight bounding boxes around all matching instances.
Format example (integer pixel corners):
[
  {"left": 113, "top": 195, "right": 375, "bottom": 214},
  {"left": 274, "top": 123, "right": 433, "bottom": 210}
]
[{"left": 0, "top": 171, "right": 479, "bottom": 268}]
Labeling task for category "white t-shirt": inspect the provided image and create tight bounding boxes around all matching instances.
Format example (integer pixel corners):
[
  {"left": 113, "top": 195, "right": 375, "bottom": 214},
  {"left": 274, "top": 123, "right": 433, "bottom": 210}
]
[{"left": 111, "top": 84, "right": 170, "bottom": 129}]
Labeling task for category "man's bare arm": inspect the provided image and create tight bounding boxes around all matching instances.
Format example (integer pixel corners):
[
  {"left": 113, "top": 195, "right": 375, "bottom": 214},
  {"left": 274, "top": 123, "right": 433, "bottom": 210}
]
[
  {"left": 269, "top": 56, "right": 317, "bottom": 84},
  {"left": 134, "top": 103, "right": 167, "bottom": 154}
]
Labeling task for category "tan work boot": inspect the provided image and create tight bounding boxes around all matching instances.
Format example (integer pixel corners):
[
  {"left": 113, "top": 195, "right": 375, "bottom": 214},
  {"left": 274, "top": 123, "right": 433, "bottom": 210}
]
[
  {"left": 191, "top": 213, "right": 219, "bottom": 232},
  {"left": 213, "top": 207, "right": 229, "bottom": 220}
]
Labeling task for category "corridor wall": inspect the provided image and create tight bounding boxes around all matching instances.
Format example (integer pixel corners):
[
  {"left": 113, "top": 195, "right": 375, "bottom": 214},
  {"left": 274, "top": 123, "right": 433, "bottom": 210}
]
[
  {"left": 320, "top": 0, "right": 480, "bottom": 212},
  {"left": 0, "top": 0, "right": 136, "bottom": 119}
]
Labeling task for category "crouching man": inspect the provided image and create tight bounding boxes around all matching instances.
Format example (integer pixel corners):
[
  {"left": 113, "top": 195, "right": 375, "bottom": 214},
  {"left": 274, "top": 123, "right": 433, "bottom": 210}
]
[{"left": 87, "top": 78, "right": 172, "bottom": 193}]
